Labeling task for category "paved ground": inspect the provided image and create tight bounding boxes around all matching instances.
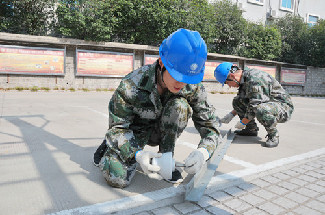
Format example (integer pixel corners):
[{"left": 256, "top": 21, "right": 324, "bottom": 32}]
[{"left": 0, "top": 91, "right": 324, "bottom": 215}]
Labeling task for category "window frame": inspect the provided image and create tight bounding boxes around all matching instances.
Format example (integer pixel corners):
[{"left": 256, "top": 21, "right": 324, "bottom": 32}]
[
  {"left": 307, "top": 13, "right": 320, "bottom": 26},
  {"left": 279, "top": 0, "right": 294, "bottom": 12},
  {"left": 247, "top": 0, "right": 264, "bottom": 6}
]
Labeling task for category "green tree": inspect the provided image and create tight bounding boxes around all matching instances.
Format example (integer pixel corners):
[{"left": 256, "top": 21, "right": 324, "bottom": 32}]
[
  {"left": 55, "top": 0, "right": 117, "bottom": 41},
  {"left": 309, "top": 19, "right": 325, "bottom": 67},
  {"left": 111, "top": 0, "right": 188, "bottom": 46},
  {"left": 0, "top": 0, "right": 55, "bottom": 35},
  {"left": 274, "top": 14, "right": 310, "bottom": 65},
  {"left": 238, "top": 23, "right": 281, "bottom": 60},
  {"left": 208, "top": 0, "right": 247, "bottom": 55}
]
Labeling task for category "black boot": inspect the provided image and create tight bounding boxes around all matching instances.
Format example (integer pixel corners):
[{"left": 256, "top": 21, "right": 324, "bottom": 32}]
[
  {"left": 93, "top": 139, "right": 107, "bottom": 167},
  {"left": 234, "top": 128, "right": 258, "bottom": 136},
  {"left": 234, "top": 119, "right": 259, "bottom": 136}
]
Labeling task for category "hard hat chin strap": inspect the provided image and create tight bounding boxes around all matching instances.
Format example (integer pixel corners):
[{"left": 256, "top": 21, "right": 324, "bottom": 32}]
[{"left": 157, "top": 63, "right": 167, "bottom": 92}]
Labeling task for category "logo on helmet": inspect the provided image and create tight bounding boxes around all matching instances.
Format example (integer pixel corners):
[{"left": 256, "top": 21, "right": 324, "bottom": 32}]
[{"left": 190, "top": 63, "right": 198, "bottom": 71}]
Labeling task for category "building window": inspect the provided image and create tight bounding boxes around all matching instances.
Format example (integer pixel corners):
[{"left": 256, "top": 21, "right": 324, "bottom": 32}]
[
  {"left": 248, "top": 0, "right": 264, "bottom": 6},
  {"left": 280, "top": 0, "right": 293, "bottom": 10},
  {"left": 307, "top": 14, "right": 319, "bottom": 27}
]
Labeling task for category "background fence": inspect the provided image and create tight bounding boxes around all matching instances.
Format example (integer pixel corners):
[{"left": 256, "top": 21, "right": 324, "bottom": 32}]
[{"left": 1, "top": 32, "right": 324, "bottom": 96}]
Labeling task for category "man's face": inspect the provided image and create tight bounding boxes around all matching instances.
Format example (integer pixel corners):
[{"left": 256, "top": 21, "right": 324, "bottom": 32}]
[
  {"left": 225, "top": 73, "right": 239, "bottom": 88},
  {"left": 163, "top": 69, "right": 187, "bottom": 93}
]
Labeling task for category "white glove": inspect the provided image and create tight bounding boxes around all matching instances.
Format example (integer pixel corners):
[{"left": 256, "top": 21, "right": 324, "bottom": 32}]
[
  {"left": 220, "top": 112, "right": 235, "bottom": 124},
  {"left": 135, "top": 150, "right": 163, "bottom": 180},
  {"left": 235, "top": 120, "right": 247, "bottom": 129},
  {"left": 184, "top": 148, "right": 210, "bottom": 174}
]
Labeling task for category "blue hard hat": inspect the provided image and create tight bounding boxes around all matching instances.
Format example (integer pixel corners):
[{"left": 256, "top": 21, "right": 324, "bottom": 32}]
[
  {"left": 159, "top": 28, "right": 207, "bottom": 84},
  {"left": 214, "top": 62, "right": 233, "bottom": 84}
]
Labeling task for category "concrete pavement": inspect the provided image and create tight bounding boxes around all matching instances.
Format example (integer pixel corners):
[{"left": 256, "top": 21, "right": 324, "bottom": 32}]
[{"left": 0, "top": 91, "right": 324, "bottom": 215}]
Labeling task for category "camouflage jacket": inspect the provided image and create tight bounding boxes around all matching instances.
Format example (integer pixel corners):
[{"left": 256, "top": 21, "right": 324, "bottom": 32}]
[
  {"left": 106, "top": 62, "right": 220, "bottom": 162},
  {"left": 237, "top": 68, "right": 294, "bottom": 120}
]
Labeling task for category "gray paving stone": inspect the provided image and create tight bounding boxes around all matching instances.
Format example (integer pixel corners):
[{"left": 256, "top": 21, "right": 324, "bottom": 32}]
[
  {"left": 300, "top": 164, "right": 317, "bottom": 171},
  {"left": 208, "top": 191, "right": 232, "bottom": 202},
  {"left": 278, "top": 181, "right": 299, "bottom": 190},
  {"left": 260, "top": 175, "right": 282, "bottom": 184},
  {"left": 273, "top": 172, "right": 291, "bottom": 180},
  {"left": 252, "top": 189, "right": 277, "bottom": 200},
  {"left": 173, "top": 202, "right": 200, "bottom": 214},
  {"left": 223, "top": 186, "right": 246, "bottom": 197},
  {"left": 151, "top": 206, "right": 181, "bottom": 215},
  {"left": 223, "top": 198, "right": 252, "bottom": 212},
  {"left": 318, "top": 194, "right": 325, "bottom": 203},
  {"left": 135, "top": 212, "right": 152, "bottom": 215},
  {"left": 266, "top": 184, "right": 290, "bottom": 195},
  {"left": 239, "top": 193, "right": 265, "bottom": 205},
  {"left": 289, "top": 178, "right": 309, "bottom": 186},
  {"left": 242, "top": 208, "right": 268, "bottom": 215},
  {"left": 305, "top": 171, "right": 324, "bottom": 179},
  {"left": 283, "top": 169, "right": 300, "bottom": 177},
  {"left": 305, "top": 183, "right": 325, "bottom": 193},
  {"left": 237, "top": 182, "right": 258, "bottom": 192},
  {"left": 190, "top": 210, "right": 210, "bottom": 215},
  {"left": 297, "top": 174, "right": 318, "bottom": 183},
  {"left": 296, "top": 187, "right": 320, "bottom": 198},
  {"left": 291, "top": 167, "right": 308, "bottom": 174},
  {"left": 197, "top": 195, "right": 217, "bottom": 208},
  {"left": 258, "top": 202, "right": 286, "bottom": 215},
  {"left": 285, "top": 192, "right": 310, "bottom": 204},
  {"left": 206, "top": 204, "right": 235, "bottom": 215},
  {"left": 316, "top": 180, "right": 325, "bottom": 187},
  {"left": 314, "top": 168, "right": 325, "bottom": 175},
  {"left": 293, "top": 206, "right": 322, "bottom": 215},
  {"left": 250, "top": 178, "right": 271, "bottom": 188},
  {"left": 272, "top": 196, "right": 299, "bottom": 209},
  {"left": 306, "top": 200, "right": 325, "bottom": 213}
]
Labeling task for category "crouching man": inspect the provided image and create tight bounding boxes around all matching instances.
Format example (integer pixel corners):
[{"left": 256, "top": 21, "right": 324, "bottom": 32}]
[
  {"left": 93, "top": 29, "right": 221, "bottom": 188},
  {"left": 214, "top": 62, "right": 294, "bottom": 148}
]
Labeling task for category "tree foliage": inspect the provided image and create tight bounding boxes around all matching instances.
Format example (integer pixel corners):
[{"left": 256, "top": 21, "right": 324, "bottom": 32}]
[
  {"left": 208, "top": 0, "right": 247, "bottom": 55},
  {"left": 55, "top": 0, "right": 117, "bottom": 41},
  {"left": 238, "top": 23, "right": 281, "bottom": 60},
  {"left": 309, "top": 19, "right": 325, "bottom": 67},
  {"left": 0, "top": 0, "right": 55, "bottom": 35},
  {"left": 274, "top": 14, "right": 311, "bottom": 65}
]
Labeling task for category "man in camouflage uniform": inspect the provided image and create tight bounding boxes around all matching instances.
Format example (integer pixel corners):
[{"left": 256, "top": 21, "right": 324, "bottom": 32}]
[
  {"left": 214, "top": 62, "right": 294, "bottom": 148},
  {"left": 93, "top": 29, "right": 221, "bottom": 188}
]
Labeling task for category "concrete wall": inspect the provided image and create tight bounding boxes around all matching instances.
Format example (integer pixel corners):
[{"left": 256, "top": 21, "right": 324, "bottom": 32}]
[{"left": 1, "top": 32, "right": 324, "bottom": 96}]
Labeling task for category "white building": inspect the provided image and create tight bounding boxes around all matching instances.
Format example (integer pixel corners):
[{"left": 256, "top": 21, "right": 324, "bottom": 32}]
[{"left": 210, "top": 0, "right": 325, "bottom": 26}]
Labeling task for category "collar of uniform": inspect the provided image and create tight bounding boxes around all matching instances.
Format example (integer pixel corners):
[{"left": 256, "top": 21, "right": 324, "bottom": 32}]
[{"left": 137, "top": 62, "right": 158, "bottom": 92}]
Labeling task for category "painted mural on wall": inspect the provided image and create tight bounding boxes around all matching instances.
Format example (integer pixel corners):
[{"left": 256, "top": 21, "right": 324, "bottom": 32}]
[{"left": 0, "top": 45, "right": 65, "bottom": 75}]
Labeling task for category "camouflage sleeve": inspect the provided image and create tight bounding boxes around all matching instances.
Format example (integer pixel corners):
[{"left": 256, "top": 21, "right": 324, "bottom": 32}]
[
  {"left": 105, "top": 80, "right": 141, "bottom": 162},
  {"left": 244, "top": 80, "right": 270, "bottom": 120},
  {"left": 190, "top": 85, "right": 221, "bottom": 157}
]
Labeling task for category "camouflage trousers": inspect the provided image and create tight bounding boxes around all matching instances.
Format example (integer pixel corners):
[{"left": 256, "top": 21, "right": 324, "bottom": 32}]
[
  {"left": 233, "top": 97, "right": 293, "bottom": 135},
  {"left": 101, "top": 97, "right": 191, "bottom": 188}
]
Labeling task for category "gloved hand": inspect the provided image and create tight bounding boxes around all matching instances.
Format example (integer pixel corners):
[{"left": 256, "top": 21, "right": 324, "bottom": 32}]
[
  {"left": 135, "top": 150, "right": 163, "bottom": 180},
  {"left": 220, "top": 112, "right": 235, "bottom": 124},
  {"left": 235, "top": 120, "right": 247, "bottom": 129},
  {"left": 184, "top": 148, "right": 210, "bottom": 174}
]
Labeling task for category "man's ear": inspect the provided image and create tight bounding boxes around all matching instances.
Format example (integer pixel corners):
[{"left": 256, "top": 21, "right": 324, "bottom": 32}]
[
  {"left": 158, "top": 57, "right": 164, "bottom": 68},
  {"left": 229, "top": 73, "right": 235, "bottom": 79}
]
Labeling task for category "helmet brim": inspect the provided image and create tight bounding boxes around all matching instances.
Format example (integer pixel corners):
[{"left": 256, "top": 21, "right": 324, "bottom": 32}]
[{"left": 160, "top": 55, "right": 204, "bottom": 85}]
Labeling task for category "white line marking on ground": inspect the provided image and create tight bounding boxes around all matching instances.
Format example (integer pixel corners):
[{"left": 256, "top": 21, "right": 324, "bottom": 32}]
[
  {"left": 50, "top": 147, "right": 324, "bottom": 215},
  {"left": 209, "top": 147, "right": 325, "bottom": 186},
  {"left": 177, "top": 141, "right": 256, "bottom": 168},
  {"left": 71, "top": 106, "right": 109, "bottom": 118},
  {"left": 290, "top": 120, "right": 325, "bottom": 126},
  {"left": 223, "top": 155, "right": 256, "bottom": 168}
]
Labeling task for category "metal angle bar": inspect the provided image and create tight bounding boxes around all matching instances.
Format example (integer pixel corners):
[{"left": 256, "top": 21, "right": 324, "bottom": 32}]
[{"left": 185, "top": 128, "right": 235, "bottom": 202}]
